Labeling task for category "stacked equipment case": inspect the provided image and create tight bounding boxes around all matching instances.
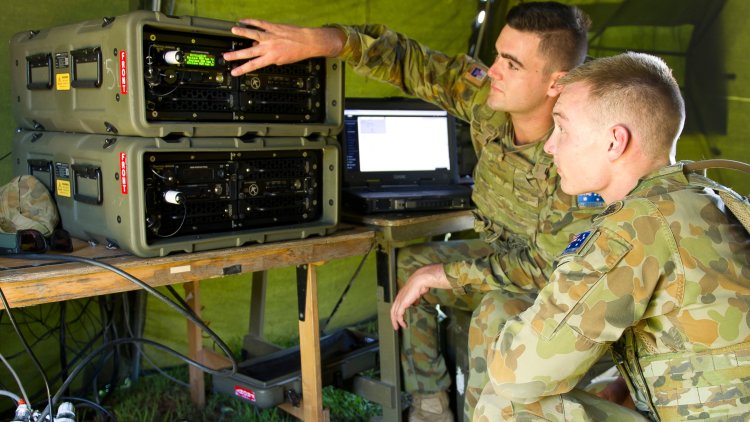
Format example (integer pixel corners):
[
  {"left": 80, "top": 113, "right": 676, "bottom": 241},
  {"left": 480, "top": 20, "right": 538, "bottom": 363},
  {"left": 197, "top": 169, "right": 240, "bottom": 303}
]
[
  {"left": 10, "top": 10, "right": 343, "bottom": 258},
  {"left": 8, "top": 10, "right": 381, "bottom": 414}
]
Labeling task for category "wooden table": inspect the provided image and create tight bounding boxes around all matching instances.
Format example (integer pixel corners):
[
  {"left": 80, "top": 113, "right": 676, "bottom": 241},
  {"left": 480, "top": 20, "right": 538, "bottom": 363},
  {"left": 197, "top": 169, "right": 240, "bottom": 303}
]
[
  {"left": 344, "top": 209, "right": 476, "bottom": 421},
  {"left": 0, "top": 224, "right": 376, "bottom": 422}
]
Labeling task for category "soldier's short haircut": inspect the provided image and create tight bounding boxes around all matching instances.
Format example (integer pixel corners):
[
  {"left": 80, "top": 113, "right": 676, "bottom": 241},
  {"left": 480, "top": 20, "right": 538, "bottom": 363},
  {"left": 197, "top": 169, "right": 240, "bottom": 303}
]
[
  {"left": 558, "top": 52, "right": 686, "bottom": 159},
  {"left": 506, "top": 1, "right": 590, "bottom": 73}
]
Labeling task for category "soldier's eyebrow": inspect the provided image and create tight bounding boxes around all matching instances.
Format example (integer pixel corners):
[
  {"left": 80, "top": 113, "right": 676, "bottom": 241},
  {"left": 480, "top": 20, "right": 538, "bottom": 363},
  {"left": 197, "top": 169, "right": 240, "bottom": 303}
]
[{"left": 500, "top": 52, "right": 525, "bottom": 69}]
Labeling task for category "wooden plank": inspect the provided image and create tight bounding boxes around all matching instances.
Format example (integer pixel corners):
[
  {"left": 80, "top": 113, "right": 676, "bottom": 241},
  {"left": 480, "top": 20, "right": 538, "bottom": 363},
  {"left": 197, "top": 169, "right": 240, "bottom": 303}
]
[
  {"left": 278, "top": 401, "right": 330, "bottom": 421},
  {"left": 346, "top": 210, "right": 475, "bottom": 244},
  {"left": 199, "top": 348, "right": 232, "bottom": 370},
  {"left": 300, "top": 263, "right": 327, "bottom": 421},
  {"left": 0, "top": 226, "right": 375, "bottom": 310},
  {"left": 185, "top": 281, "right": 206, "bottom": 408}
]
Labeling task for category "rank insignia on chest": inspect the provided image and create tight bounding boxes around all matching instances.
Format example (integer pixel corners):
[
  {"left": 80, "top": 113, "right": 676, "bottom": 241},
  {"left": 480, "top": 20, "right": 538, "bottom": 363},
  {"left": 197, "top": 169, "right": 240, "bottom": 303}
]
[
  {"left": 577, "top": 192, "right": 605, "bottom": 208},
  {"left": 464, "top": 64, "right": 488, "bottom": 87},
  {"left": 562, "top": 230, "right": 592, "bottom": 255}
]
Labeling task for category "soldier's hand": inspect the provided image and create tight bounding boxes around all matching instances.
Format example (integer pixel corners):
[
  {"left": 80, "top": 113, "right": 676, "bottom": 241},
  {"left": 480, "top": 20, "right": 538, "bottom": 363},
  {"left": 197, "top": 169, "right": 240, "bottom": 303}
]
[
  {"left": 390, "top": 264, "right": 451, "bottom": 330},
  {"left": 223, "top": 19, "right": 345, "bottom": 77},
  {"left": 595, "top": 376, "right": 635, "bottom": 409}
]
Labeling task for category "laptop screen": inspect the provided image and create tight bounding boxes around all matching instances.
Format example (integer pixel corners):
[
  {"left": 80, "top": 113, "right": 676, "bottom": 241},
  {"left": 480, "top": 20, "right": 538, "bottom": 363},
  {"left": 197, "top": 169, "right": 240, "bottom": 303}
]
[{"left": 341, "top": 98, "right": 459, "bottom": 187}]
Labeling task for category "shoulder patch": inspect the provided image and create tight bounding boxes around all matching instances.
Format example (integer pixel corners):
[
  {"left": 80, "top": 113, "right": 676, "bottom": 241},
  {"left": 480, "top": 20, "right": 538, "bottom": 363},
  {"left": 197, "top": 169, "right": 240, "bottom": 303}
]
[
  {"left": 464, "top": 63, "right": 488, "bottom": 87},
  {"left": 598, "top": 201, "right": 624, "bottom": 219},
  {"left": 577, "top": 192, "right": 605, "bottom": 208},
  {"left": 562, "top": 230, "right": 593, "bottom": 255}
]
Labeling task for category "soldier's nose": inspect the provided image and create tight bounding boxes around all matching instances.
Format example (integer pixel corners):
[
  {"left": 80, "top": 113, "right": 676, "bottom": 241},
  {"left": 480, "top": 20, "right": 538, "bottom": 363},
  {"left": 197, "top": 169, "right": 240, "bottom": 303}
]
[{"left": 543, "top": 136, "right": 557, "bottom": 154}]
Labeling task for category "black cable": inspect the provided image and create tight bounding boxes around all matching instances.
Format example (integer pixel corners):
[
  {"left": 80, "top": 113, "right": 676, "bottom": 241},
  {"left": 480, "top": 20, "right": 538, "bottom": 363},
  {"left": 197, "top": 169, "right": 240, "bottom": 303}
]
[
  {"left": 88, "top": 348, "right": 117, "bottom": 404},
  {"left": 60, "top": 299, "right": 103, "bottom": 367},
  {"left": 0, "top": 285, "right": 53, "bottom": 420},
  {"left": 59, "top": 301, "right": 68, "bottom": 392},
  {"left": 2, "top": 298, "right": 111, "bottom": 408},
  {"left": 39, "top": 336, "right": 235, "bottom": 421},
  {"left": 165, "top": 284, "right": 197, "bottom": 316},
  {"left": 0, "top": 352, "right": 30, "bottom": 405},
  {"left": 119, "top": 293, "right": 191, "bottom": 389},
  {"left": 60, "top": 395, "right": 117, "bottom": 421},
  {"left": 321, "top": 242, "right": 375, "bottom": 333},
  {"left": 12, "top": 253, "right": 237, "bottom": 371},
  {"left": 7, "top": 253, "right": 238, "bottom": 420},
  {"left": 95, "top": 295, "right": 121, "bottom": 403}
]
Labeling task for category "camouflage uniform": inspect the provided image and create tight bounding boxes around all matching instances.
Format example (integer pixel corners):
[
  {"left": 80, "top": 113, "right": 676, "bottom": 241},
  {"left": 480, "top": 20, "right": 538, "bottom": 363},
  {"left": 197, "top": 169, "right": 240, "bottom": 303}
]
[
  {"left": 474, "top": 163, "right": 750, "bottom": 421},
  {"left": 333, "top": 23, "right": 603, "bottom": 417}
]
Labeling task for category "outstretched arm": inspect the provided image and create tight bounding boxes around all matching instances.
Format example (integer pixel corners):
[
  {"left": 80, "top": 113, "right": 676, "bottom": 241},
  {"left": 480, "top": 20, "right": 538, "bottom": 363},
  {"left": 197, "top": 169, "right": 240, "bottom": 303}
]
[
  {"left": 223, "top": 19, "right": 346, "bottom": 77},
  {"left": 225, "top": 21, "right": 487, "bottom": 122}
]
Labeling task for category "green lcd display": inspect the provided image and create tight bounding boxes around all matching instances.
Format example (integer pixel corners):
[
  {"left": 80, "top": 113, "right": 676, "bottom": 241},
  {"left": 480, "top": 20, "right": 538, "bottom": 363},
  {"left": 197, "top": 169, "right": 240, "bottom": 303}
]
[{"left": 185, "top": 51, "right": 215, "bottom": 67}]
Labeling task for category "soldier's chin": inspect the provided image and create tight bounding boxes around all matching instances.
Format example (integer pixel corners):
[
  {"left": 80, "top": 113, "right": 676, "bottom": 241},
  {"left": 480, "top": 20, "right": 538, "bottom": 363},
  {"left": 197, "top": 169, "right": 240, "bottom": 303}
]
[
  {"left": 485, "top": 95, "right": 504, "bottom": 111},
  {"left": 560, "top": 181, "right": 583, "bottom": 197}
]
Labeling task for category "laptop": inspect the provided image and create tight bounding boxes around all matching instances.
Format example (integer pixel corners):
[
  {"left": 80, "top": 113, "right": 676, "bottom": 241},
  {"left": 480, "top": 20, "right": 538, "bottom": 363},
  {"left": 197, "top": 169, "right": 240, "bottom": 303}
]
[{"left": 340, "top": 97, "right": 473, "bottom": 214}]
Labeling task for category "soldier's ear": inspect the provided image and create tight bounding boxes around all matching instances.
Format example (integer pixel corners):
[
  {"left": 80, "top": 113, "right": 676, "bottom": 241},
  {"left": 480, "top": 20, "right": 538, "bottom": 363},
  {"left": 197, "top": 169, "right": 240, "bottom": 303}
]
[
  {"left": 608, "top": 124, "right": 630, "bottom": 161},
  {"left": 547, "top": 71, "right": 566, "bottom": 97}
]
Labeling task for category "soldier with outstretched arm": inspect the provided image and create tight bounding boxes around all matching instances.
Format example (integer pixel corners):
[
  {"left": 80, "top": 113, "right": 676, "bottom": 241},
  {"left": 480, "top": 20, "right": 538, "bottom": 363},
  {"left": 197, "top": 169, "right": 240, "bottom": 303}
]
[{"left": 224, "top": 4, "right": 602, "bottom": 420}]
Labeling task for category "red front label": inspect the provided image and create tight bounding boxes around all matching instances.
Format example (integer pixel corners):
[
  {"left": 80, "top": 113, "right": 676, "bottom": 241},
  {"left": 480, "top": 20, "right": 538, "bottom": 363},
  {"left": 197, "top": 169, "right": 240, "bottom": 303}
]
[
  {"left": 119, "top": 152, "right": 128, "bottom": 194},
  {"left": 119, "top": 50, "right": 128, "bottom": 95},
  {"left": 234, "top": 385, "right": 256, "bottom": 402}
]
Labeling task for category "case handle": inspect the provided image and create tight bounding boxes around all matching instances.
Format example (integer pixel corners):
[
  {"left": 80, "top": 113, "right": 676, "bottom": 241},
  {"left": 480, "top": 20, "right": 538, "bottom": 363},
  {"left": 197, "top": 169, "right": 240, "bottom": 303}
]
[
  {"left": 71, "top": 47, "right": 103, "bottom": 88},
  {"left": 72, "top": 164, "right": 103, "bottom": 205},
  {"left": 25, "top": 53, "right": 53, "bottom": 90}
]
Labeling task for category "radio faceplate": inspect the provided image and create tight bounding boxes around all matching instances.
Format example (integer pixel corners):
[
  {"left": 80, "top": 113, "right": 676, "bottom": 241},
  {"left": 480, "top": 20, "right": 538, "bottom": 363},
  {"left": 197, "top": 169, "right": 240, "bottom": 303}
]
[
  {"left": 143, "top": 150, "right": 323, "bottom": 241},
  {"left": 142, "top": 26, "right": 326, "bottom": 124},
  {"left": 13, "top": 131, "right": 339, "bottom": 257},
  {"left": 10, "top": 11, "right": 342, "bottom": 137}
]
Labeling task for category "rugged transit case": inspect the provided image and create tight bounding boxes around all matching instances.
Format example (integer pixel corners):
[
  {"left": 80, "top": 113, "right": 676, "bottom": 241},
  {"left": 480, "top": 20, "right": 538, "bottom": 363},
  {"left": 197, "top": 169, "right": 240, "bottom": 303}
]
[
  {"left": 212, "top": 329, "right": 378, "bottom": 409},
  {"left": 9, "top": 10, "right": 343, "bottom": 138},
  {"left": 13, "top": 130, "right": 340, "bottom": 257}
]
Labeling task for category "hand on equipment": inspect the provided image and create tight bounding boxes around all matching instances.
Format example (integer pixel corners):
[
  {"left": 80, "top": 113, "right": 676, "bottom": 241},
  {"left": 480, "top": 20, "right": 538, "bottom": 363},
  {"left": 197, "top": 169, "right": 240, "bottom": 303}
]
[{"left": 223, "top": 19, "right": 345, "bottom": 77}]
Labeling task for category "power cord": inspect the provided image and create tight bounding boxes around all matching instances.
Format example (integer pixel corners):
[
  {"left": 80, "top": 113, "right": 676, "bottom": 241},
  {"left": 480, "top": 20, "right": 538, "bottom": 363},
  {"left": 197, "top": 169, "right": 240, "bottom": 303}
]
[
  {"left": 0, "top": 353, "right": 30, "bottom": 406},
  {"left": 4, "top": 253, "right": 239, "bottom": 421},
  {"left": 0, "top": 287, "right": 53, "bottom": 421}
]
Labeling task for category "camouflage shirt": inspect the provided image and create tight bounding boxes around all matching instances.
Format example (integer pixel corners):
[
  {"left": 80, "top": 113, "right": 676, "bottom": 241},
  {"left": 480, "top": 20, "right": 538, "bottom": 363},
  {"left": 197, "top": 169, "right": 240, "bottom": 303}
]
[
  {"left": 487, "top": 163, "right": 750, "bottom": 420},
  {"left": 334, "top": 24, "right": 601, "bottom": 293}
]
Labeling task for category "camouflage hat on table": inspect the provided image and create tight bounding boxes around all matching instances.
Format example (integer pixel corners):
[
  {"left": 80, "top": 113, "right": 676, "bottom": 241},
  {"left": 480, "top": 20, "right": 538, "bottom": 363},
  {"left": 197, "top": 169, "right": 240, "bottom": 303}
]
[{"left": 0, "top": 175, "right": 59, "bottom": 236}]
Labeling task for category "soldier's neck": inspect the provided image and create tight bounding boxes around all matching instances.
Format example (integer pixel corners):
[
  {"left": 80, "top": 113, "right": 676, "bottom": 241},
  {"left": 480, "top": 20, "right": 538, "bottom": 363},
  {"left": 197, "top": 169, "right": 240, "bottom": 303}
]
[{"left": 509, "top": 112, "right": 554, "bottom": 146}]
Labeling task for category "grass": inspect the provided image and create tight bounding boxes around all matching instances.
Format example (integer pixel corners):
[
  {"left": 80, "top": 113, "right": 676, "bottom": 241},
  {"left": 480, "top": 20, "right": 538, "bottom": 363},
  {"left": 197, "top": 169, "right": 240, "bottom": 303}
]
[{"left": 102, "top": 365, "right": 381, "bottom": 421}]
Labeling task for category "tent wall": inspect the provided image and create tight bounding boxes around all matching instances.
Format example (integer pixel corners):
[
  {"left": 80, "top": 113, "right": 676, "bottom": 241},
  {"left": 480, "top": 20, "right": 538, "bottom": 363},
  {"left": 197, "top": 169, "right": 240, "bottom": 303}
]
[
  {"left": 0, "top": 1, "right": 476, "bottom": 184},
  {"left": 0, "top": 0, "right": 748, "bottom": 416},
  {"left": 2, "top": 1, "right": 748, "bottom": 192}
]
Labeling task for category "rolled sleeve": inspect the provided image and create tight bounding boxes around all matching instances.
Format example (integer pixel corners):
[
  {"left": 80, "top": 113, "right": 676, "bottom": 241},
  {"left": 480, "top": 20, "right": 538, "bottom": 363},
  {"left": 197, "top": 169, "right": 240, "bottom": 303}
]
[{"left": 324, "top": 24, "right": 487, "bottom": 121}]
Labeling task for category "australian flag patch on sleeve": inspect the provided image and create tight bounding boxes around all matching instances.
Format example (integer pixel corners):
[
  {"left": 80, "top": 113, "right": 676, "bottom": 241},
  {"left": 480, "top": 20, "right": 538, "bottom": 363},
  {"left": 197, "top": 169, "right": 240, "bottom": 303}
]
[
  {"left": 562, "top": 231, "right": 592, "bottom": 255},
  {"left": 464, "top": 64, "right": 488, "bottom": 87}
]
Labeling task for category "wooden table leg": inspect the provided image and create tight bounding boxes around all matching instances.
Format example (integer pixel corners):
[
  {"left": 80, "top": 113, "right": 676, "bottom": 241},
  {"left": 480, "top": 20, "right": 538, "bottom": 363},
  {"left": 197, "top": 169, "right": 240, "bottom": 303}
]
[
  {"left": 298, "top": 263, "right": 330, "bottom": 421},
  {"left": 185, "top": 281, "right": 206, "bottom": 407}
]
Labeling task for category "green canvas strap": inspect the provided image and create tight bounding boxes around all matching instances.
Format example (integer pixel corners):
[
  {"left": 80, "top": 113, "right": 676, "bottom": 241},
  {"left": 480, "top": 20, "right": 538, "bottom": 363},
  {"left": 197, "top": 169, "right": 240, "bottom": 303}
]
[
  {"left": 682, "top": 159, "right": 750, "bottom": 233},
  {"left": 683, "top": 159, "right": 750, "bottom": 175}
]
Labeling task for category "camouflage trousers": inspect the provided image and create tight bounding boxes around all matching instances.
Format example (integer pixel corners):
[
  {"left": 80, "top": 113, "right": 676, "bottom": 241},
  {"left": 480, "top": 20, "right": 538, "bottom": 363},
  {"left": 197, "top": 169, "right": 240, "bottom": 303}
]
[
  {"left": 398, "top": 239, "right": 542, "bottom": 420},
  {"left": 473, "top": 384, "right": 650, "bottom": 421},
  {"left": 397, "top": 238, "right": 493, "bottom": 395},
  {"left": 464, "top": 289, "right": 537, "bottom": 421}
]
